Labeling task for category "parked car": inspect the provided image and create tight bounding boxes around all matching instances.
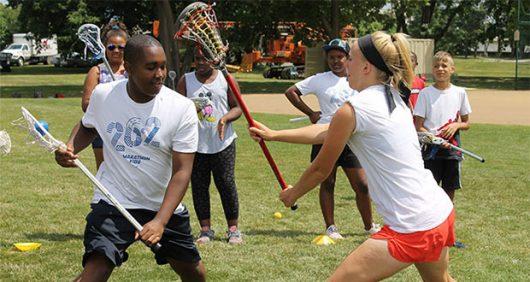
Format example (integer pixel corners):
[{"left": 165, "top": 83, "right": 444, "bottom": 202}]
[{"left": 53, "top": 52, "right": 98, "bottom": 68}]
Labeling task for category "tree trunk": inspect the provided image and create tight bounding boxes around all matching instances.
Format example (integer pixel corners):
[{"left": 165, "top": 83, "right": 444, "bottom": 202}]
[
  {"left": 331, "top": 0, "right": 339, "bottom": 39},
  {"left": 154, "top": 0, "right": 180, "bottom": 80}
]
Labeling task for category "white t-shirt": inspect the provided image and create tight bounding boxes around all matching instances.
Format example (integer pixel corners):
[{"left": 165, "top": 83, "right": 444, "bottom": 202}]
[
  {"left": 185, "top": 71, "right": 237, "bottom": 154},
  {"left": 295, "top": 71, "right": 356, "bottom": 124},
  {"left": 413, "top": 84, "right": 472, "bottom": 135},
  {"left": 82, "top": 80, "right": 199, "bottom": 212},
  {"left": 346, "top": 85, "right": 453, "bottom": 233}
]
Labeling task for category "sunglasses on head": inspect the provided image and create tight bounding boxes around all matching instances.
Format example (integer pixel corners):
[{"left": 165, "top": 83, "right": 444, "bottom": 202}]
[{"left": 107, "top": 44, "right": 125, "bottom": 51}]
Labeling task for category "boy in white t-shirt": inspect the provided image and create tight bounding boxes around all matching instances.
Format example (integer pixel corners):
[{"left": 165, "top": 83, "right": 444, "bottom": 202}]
[
  {"left": 284, "top": 39, "right": 378, "bottom": 239},
  {"left": 414, "top": 51, "right": 472, "bottom": 202},
  {"left": 54, "top": 35, "right": 206, "bottom": 281}
]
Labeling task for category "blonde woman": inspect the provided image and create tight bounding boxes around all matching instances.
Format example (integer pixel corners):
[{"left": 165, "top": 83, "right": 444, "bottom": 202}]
[{"left": 250, "top": 31, "right": 456, "bottom": 281}]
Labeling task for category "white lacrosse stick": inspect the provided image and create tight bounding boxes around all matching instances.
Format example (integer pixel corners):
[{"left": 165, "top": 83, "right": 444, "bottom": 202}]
[
  {"left": 77, "top": 24, "right": 115, "bottom": 81},
  {"left": 13, "top": 107, "right": 161, "bottom": 252},
  {"left": 0, "top": 130, "right": 11, "bottom": 155},
  {"left": 418, "top": 132, "right": 485, "bottom": 163}
]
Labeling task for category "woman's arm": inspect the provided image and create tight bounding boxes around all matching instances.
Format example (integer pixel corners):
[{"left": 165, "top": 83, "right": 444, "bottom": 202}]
[
  {"left": 81, "top": 66, "right": 100, "bottom": 112},
  {"left": 249, "top": 121, "right": 329, "bottom": 144},
  {"left": 279, "top": 103, "right": 357, "bottom": 207}
]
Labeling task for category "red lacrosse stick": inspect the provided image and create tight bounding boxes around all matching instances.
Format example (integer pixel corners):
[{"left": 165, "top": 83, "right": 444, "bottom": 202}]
[{"left": 175, "top": 2, "right": 296, "bottom": 210}]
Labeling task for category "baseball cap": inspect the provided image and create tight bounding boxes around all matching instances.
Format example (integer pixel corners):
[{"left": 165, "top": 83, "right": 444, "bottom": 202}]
[{"left": 322, "top": 38, "right": 350, "bottom": 55}]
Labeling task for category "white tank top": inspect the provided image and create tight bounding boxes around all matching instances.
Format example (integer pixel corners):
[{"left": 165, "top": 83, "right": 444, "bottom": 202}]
[
  {"left": 185, "top": 71, "right": 237, "bottom": 154},
  {"left": 98, "top": 63, "right": 127, "bottom": 84},
  {"left": 346, "top": 85, "right": 453, "bottom": 233}
]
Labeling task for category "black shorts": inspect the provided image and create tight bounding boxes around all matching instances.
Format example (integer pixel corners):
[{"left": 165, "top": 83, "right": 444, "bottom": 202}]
[
  {"left": 91, "top": 135, "right": 103, "bottom": 149},
  {"left": 83, "top": 200, "right": 201, "bottom": 267},
  {"left": 424, "top": 159, "right": 461, "bottom": 191},
  {"left": 310, "top": 144, "right": 361, "bottom": 169}
]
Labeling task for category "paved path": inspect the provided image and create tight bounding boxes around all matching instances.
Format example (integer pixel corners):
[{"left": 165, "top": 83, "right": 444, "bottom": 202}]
[{"left": 244, "top": 89, "right": 530, "bottom": 126}]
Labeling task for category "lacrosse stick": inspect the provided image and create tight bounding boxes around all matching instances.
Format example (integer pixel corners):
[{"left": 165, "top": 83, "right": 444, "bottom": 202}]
[
  {"left": 168, "top": 70, "right": 177, "bottom": 90},
  {"left": 289, "top": 116, "right": 309, "bottom": 123},
  {"left": 13, "top": 107, "right": 161, "bottom": 252},
  {"left": 418, "top": 132, "right": 485, "bottom": 163},
  {"left": 175, "top": 2, "right": 297, "bottom": 210},
  {"left": 77, "top": 24, "right": 115, "bottom": 81},
  {"left": 0, "top": 130, "right": 11, "bottom": 155}
]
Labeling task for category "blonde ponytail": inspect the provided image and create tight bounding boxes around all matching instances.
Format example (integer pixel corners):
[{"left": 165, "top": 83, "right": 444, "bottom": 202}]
[{"left": 370, "top": 31, "right": 414, "bottom": 90}]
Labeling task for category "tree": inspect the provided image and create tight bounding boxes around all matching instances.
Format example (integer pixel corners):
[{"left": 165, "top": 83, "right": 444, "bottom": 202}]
[{"left": 0, "top": 3, "right": 20, "bottom": 48}]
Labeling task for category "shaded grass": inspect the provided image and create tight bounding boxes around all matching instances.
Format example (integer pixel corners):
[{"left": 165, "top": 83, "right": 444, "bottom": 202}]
[{"left": 0, "top": 98, "right": 529, "bottom": 281}]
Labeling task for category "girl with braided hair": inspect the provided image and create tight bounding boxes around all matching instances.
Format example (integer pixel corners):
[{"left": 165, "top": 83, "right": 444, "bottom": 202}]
[
  {"left": 250, "top": 31, "right": 456, "bottom": 281},
  {"left": 81, "top": 18, "right": 129, "bottom": 169}
]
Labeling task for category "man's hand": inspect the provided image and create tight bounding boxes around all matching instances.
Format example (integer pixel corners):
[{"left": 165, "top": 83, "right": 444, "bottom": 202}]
[
  {"left": 137, "top": 218, "right": 165, "bottom": 246},
  {"left": 279, "top": 185, "right": 297, "bottom": 207},
  {"left": 54, "top": 145, "right": 78, "bottom": 167},
  {"left": 217, "top": 118, "right": 227, "bottom": 140},
  {"left": 440, "top": 123, "right": 460, "bottom": 139},
  {"left": 309, "top": 111, "right": 321, "bottom": 124}
]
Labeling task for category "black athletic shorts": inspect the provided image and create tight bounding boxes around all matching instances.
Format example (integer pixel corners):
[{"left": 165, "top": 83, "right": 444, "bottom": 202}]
[
  {"left": 310, "top": 144, "right": 361, "bottom": 169},
  {"left": 83, "top": 200, "right": 201, "bottom": 267},
  {"left": 424, "top": 159, "right": 461, "bottom": 191}
]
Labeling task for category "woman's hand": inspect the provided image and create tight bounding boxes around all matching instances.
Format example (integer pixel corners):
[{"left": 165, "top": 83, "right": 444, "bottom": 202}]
[
  {"left": 279, "top": 185, "right": 297, "bottom": 207},
  {"left": 248, "top": 120, "right": 276, "bottom": 142}
]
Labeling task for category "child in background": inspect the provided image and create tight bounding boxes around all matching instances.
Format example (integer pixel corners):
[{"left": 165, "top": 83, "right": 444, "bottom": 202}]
[
  {"left": 413, "top": 51, "right": 472, "bottom": 202},
  {"left": 408, "top": 51, "right": 426, "bottom": 109}
]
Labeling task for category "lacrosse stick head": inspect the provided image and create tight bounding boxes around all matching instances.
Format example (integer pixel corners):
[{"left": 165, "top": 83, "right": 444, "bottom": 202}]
[
  {"left": 417, "top": 132, "right": 444, "bottom": 145},
  {"left": 175, "top": 2, "right": 227, "bottom": 68},
  {"left": 0, "top": 130, "right": 11, "bottom": 155},
  {"left": 78, "top": 24, "right": 105, "bottom": 58},
  {"left": 12, "top": 107, "right": 65, "bottom": 153}
]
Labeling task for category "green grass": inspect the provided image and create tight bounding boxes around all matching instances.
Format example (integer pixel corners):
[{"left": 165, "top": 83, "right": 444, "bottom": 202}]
[
  {"left": 0, "top": 65, "right": 297, "bottom": 98},
  {"left": 452, "top": 57, "right": 530, "bottom": 90},
  {"left": 1, "top": 57, "right": 529, "bottom": 99},
  {"left": 1, "top": 98, "right": 529, "bottom": 281},
  {"left": 454, "top": 57, "right": 530, "bottom": 78}
]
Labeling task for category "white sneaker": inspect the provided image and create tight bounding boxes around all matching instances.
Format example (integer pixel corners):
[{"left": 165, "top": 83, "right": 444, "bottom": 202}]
[
  {"left": 326, "top": 225, "right": 344, "bottom": 240},
  {"left": 365, "top": 223, "right": 381, "bottom": 235}
]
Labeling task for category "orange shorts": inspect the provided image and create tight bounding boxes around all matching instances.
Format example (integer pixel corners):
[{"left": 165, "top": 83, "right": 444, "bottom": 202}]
[{"left": 371, "top": 209, "right": 456, "bottom": 263}]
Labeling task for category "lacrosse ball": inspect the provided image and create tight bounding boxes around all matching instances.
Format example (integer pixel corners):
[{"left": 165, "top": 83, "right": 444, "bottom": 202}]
[
  {"left": 13, "top": 242, "right": 42, "bottom": 252},
  {"left": 35, "top": 120, "right": 49, "bottom": 136},
  {"left": 273, "top": 212, "right": 283, "bottom": 219}
]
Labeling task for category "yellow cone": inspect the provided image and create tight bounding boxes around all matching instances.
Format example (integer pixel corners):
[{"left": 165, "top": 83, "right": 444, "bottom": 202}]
[
  {"left": 312, "top": 235, "right": 335, "bottom": 245},
  {"left": 13, "top": 242, "right": 41, "bottom": 252}
]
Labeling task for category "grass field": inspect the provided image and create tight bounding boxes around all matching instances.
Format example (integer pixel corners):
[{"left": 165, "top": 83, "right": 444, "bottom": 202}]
[
  {"left": 0, "top": 98, "right": 529, "bottom": 281},
  {"left": 0, "top": 56, "right": 529, "bottom": 98}
]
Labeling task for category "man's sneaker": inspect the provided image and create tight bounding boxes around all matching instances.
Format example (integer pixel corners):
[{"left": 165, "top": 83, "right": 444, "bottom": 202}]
[
  {"left": 196, "top": 229, "right": 215, "bottom": 244},
  {"left": 365, "top": 223, "right": 381, "bottom": 235},
  {"left": 326, "top": 225, "right": 344, "bottom": 240},
  {"left": 227, "top": 229, "right": 243, "bottom": 244}
]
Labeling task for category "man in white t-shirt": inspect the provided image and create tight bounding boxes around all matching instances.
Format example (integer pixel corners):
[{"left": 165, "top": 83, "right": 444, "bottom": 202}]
[
  {"left": 414, "top": 51, "right": 472, "bottom": 202},
  {"left": 284, "top": 38, "right": 378, "bottom": 239},
  {"left": 54, "top": 35, "right": 206, "bottom": 281}
]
